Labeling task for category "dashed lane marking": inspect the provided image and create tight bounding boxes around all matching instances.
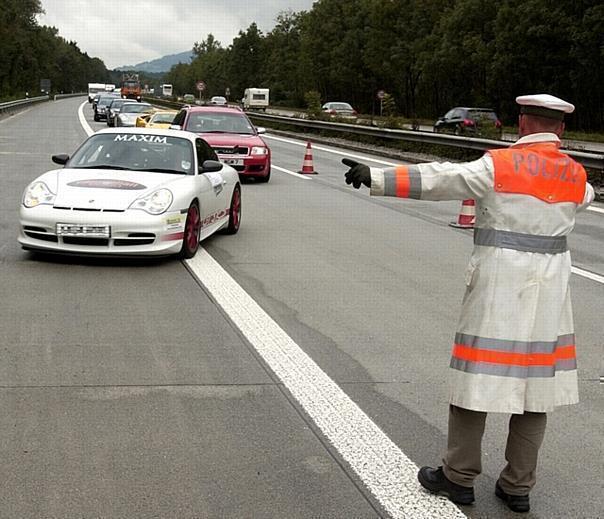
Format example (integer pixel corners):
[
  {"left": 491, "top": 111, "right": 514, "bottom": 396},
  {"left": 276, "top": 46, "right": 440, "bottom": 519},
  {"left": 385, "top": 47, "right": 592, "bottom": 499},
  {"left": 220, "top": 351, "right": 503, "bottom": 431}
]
[
  {"left": 264, "top": 134, "right": 399, "bottom": 166},
  {"left": 272, "top": 164, "right": 312, "bottom": 180},
  {"left": 186, "top": 249, "right": 466, "bottom": 519},
  {"left": 587, "top": 205, "right": 604, "bottom": 215},
  {"left": 571, "top": 266, "right": 604, "bottom": 285}
]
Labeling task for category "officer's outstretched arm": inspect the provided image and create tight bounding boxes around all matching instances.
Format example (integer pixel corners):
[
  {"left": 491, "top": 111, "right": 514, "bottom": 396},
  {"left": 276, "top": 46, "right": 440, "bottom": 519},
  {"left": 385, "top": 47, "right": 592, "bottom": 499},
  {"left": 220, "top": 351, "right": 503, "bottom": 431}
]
[{"left": 367, "top": 156, "right": 493, "bottom": 201}]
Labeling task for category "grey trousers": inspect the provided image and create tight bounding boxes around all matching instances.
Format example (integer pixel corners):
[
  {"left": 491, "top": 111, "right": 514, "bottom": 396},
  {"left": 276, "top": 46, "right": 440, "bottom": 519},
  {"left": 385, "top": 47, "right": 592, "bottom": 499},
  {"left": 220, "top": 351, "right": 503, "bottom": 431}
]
[{"left": 442, "top": 405, "right": 547, "bottom": 495}]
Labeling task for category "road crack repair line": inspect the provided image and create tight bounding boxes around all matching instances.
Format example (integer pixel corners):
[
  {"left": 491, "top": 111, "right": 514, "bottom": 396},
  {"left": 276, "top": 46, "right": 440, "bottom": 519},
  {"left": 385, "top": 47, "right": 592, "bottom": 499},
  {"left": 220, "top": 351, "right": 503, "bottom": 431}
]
[{"left": 186, "top": 248, "right": 465, "bottom": 519}]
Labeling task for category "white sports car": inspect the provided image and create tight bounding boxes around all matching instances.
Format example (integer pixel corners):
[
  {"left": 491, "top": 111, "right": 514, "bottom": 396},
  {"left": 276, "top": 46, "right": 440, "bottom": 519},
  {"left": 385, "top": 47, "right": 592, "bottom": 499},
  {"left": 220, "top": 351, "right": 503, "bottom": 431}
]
[{"left": 18, "top": 128, "right": 241, "bottom": 258}]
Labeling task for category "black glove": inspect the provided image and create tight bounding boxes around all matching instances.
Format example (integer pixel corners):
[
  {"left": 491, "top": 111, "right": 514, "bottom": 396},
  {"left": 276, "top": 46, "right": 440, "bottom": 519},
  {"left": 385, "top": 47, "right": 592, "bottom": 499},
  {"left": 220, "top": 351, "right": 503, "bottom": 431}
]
[{"left": 343, "top": 158, "right": 371, "bottom": 189}]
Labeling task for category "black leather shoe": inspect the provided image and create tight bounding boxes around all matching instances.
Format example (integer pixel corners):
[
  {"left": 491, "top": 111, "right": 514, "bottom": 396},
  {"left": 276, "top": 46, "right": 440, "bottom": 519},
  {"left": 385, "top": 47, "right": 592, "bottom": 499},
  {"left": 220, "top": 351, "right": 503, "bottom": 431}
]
[
  {"left": 495, "top": 481, "right": 530, "bottom": 513},
  {"left": 418, "top": 466, "right": 475, "bottom": 504}
]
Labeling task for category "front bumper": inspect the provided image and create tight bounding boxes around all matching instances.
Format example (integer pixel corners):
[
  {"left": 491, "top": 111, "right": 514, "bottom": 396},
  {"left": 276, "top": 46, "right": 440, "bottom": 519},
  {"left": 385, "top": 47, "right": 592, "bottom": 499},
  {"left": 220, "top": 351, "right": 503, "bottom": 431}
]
[
  {"left": 218, "top": 155, "right": 270, "bottom": 177},
  {"left": 18, "top": 205, "right": 188, "bottom": 256}
]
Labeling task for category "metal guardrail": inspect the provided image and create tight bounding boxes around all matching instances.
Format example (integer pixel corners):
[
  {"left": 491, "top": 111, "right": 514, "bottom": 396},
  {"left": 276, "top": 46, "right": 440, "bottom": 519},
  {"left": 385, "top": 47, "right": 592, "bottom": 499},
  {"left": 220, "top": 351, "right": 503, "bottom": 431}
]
[
  {"left": 54, "top": 92, "right": 87, "bottom": 100},
  {"left": 0, "top": 95, "right": 49, "bottom": 114},
  {"left": 247, "top": 112, "right": 604, "bottom": 171}
]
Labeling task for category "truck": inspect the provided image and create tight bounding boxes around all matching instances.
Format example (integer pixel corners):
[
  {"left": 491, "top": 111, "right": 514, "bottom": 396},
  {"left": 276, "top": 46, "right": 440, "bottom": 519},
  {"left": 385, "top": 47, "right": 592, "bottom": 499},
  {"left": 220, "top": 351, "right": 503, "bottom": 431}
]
[
  {"left": 242, "top": 88, "right": 269, "bottom": 111},
  {"left": 121, "top": 73, "right": 142, "bottom": 102},
  {"left": 161, "top": 84, "right": 173, "bottom": 97},
  {"left": 87, "top": 83, "right": 106, "bottom": 103}
]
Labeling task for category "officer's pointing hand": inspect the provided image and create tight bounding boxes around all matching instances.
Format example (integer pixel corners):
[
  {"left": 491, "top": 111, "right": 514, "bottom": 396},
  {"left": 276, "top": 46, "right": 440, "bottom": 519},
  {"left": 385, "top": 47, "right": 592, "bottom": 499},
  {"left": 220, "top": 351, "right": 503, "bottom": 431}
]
[{"left": 343, "top": 158, "right": 371, "bottom": 189}]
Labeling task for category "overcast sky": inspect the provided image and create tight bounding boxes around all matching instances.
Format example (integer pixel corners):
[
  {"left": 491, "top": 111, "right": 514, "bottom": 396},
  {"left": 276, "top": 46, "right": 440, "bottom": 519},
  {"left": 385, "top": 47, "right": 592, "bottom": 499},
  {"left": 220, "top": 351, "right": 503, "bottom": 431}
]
[{"left": 38, "top": 0, "right": 316, "bottom": 69}]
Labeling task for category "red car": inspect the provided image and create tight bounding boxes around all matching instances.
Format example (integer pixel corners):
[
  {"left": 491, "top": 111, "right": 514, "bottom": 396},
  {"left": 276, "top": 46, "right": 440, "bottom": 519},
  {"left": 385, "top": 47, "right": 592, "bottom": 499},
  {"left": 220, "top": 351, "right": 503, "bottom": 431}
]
[{"left": 172, "top": 106, "right": 271, "bottom": 182}]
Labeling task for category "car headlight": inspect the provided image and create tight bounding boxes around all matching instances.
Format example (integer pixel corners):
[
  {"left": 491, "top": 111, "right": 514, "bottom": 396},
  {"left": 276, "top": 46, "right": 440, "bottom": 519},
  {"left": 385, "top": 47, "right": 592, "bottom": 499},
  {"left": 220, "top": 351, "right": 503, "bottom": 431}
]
[
  {"left": 129, "top": 189, "right": 173, "bottom": 215},
  {"left": 251, "top": 146, "right": 268, "bottom": 156},
  {"left": 23, "top": 181, "right": 56, "bottom": 208}
]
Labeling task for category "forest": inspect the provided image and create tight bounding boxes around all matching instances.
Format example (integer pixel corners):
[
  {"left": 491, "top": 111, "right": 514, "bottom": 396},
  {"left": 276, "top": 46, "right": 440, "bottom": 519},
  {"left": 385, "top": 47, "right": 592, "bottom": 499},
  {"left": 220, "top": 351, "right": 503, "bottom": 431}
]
[
  {"left": 163, "top": 0, "right": 604, "bottom": 130},
  {"left": 0, "top": 0, "right": 109, "bottom": 100},
  {"left": 1, "top": 0, "right": 602, "bottom": 130}
]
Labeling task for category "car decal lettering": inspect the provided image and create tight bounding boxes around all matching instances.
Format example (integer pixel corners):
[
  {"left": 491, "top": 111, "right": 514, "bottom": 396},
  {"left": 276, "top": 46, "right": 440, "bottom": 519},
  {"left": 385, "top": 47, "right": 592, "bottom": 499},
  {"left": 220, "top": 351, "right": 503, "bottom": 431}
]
[
  {"left": 67, "top": 179, "right": 147, "bottom": 190},
  {"left": 113, "top": 135, "right": 168, "bottom": 144}
]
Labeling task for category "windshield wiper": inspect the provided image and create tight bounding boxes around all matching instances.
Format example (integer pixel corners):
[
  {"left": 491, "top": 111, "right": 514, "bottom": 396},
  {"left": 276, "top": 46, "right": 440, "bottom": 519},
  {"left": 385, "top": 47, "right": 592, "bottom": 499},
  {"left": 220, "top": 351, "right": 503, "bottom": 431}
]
[
  {"left": 133, "top": 168, "right": 185, "bottom": 174},
  {"left": 201, "top": 130, "right": 228, "bottom": 133},
  {"left": 75, "top": 165, "right": 130, "bottom": 170}
]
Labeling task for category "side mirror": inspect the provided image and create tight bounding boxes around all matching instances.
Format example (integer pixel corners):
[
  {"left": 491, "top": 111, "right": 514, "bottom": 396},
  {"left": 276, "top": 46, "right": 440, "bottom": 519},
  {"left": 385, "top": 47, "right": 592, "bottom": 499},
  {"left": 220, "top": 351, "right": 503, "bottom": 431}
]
[
  {"left": 52, "top": 154, "right": 69, "bottom": 165},
  {"left": 256, "top": 127, "right": 266, "bottom": 134},
  {"left": 170, "top": 124, "right": 182, "bottom": 130},
  {"left": 200, "top": 160, "right": 223, "bottom": 173}
]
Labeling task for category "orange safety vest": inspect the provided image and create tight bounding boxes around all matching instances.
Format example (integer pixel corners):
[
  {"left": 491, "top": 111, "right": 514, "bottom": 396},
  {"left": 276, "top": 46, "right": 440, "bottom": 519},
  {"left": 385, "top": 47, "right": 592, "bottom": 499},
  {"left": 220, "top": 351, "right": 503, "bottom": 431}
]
[{"left": 489, "top": 143, "right": 586, "bottom": 204}]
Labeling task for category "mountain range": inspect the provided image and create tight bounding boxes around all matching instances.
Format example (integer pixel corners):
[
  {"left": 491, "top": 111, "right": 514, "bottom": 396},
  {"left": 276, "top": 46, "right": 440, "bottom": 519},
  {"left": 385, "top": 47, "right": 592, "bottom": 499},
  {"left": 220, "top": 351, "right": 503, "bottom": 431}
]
[{"left": 116, "top": 50, "right": 194, "bottom": 73}]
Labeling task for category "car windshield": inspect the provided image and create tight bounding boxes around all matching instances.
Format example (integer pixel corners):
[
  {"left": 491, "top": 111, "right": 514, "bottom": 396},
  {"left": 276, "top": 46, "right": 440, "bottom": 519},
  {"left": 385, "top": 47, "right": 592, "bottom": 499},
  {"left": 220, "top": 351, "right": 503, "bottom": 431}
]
[
  {"left": 121, "top": 104, "right": 153, "bottom": 114},
  {"left": 152, "top": 113, "right": 176, "bottom": 124},
  {"left": 468, "top": 109, "right": 497, "bottom": 121},
  {"left": 67, "top": 133, "right": 195, "bottom": 175},
  {"left": 185, "top": 112, "right": 254, "bottom": 135},
  {"left": 98, "top": 97, "right": 116, "bottom": 106},
  {"left": 123, "top": 81, "right": 138, "bottom": 87}
]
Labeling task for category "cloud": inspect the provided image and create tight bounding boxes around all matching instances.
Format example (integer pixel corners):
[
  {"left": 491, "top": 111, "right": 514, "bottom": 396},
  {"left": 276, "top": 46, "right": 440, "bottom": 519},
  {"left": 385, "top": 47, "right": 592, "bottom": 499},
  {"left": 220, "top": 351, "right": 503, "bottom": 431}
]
[{"left": 38, "top": 0, "right": 315, "bottom": 69}]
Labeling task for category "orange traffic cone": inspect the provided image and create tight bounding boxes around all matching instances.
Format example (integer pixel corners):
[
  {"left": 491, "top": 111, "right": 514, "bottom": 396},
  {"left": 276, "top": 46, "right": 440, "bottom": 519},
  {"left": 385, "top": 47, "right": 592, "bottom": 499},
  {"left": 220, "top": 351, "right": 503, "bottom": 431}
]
[
  {"left": 298, "top": 142, "right": 318, "bottom": 174},
  {"left": 449, "top": 199, "right": 476, "bottom": 228}
]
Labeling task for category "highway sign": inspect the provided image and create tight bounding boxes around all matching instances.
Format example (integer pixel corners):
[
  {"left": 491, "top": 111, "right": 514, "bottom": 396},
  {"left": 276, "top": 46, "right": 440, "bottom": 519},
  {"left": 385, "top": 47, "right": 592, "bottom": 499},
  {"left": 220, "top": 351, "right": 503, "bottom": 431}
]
[
  {"left": 196, "top": 81, "right": 206, "bottom": 92},
  {"left": 377, "top": 90, "right": 385, "bottom": 100}
]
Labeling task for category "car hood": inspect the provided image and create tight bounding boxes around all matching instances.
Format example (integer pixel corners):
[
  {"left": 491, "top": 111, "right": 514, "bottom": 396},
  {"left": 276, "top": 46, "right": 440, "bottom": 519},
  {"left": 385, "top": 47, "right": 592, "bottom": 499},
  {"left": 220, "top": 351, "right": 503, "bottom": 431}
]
[
  {"left": 52, "top": 168, "right": 180, "bottom": 210},
  {"left": 196, "top": 133, "right": 266, "bottom": 148}
]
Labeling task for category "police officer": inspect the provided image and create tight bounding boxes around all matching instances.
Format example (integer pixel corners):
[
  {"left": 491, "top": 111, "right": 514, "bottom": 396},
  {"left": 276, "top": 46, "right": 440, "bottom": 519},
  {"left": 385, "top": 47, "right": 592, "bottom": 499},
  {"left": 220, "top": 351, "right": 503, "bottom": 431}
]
[{"left": 343, "top": 94, "right": 595, "bottom": 513}]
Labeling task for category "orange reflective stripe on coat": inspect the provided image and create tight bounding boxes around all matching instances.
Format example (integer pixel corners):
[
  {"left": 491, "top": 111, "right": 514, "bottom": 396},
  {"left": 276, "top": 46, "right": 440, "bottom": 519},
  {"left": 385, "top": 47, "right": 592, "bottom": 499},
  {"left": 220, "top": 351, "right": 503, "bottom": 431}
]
[
  {"left": 489, "top": 143, "right": 586, "bottom": 204},
  {"left": 382, "top": 165, "right": 422, "bottom": 199}
]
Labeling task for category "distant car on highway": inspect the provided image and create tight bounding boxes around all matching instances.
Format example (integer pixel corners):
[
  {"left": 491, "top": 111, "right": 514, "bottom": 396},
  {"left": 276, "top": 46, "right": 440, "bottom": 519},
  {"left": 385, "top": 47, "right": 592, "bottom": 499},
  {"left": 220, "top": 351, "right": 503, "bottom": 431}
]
[
  {"left": 18, "top": 128, "right": 241, "bottom": 258},
  {"left": 136, "top": 110, "right": 178, "bottom": 129},
  {"left": 322, "top": 102, "right": 358, "bottom": 120},
  {"left": 93, "top": 94, "right": 120, "bottom": 122},
  {"left": 106, "top": 98, "right": 133, "bottom": 127},
  {"left": 116, "top": 103, "right": 154, "bottom": 127},
  {"left": 210, "top": 96, "right": 228, "bottom": 106},
  {"left": 433, "top": 107, "right": 502, "bottom": 136},
  {"left": 172, "top": 105, "right": 271, "bottom": 183}
]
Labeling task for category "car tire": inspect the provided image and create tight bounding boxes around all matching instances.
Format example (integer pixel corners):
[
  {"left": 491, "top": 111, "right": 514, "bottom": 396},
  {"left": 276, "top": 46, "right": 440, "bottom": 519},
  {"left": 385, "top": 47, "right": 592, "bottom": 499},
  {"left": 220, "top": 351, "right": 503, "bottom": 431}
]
[
  {"left": 454, "top": 126, "right": 462, "bottom": 136},
  {"left": 179, "top": 202, "right": 201, "bottom": 259},
  {"left": 93, "top": 114, "right": 99, "bottom": 122},
  {"left": 257, "top": 169, "right": 271, "bottom": 183},
  {"left": 221, "top": 184, "right": 241, "bottom": 235}
]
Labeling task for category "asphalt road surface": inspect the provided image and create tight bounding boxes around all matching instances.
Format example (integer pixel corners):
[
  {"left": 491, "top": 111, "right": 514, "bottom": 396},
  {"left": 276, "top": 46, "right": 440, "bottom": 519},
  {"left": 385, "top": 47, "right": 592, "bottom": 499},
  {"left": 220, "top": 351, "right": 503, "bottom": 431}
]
[{"left": 1, "top": 97, "right": 602, "bottom": 518}]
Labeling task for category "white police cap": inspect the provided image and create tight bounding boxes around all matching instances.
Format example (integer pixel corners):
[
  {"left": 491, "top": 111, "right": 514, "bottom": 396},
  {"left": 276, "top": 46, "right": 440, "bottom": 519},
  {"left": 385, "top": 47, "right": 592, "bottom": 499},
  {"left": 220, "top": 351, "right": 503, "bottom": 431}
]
[{"left": 516, "top": 94, "right": 574, "bottom": 120}]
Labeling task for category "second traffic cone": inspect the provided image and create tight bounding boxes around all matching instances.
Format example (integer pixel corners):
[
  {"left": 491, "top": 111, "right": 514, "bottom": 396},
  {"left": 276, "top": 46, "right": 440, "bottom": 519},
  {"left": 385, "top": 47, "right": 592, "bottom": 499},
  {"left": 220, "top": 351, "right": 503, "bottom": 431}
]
[
  {"left": 298, "top": 142, "right": 318, "bottom": 174},
  {"left": 449, "top": 199, "right": 476, "bottom": 229}
]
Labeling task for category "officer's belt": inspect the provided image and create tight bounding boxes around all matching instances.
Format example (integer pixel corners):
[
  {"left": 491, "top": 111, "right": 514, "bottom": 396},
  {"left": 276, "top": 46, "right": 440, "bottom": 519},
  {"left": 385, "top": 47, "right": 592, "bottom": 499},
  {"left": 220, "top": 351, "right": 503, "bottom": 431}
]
[{"left": 474, "top": 228, "right": 568, "bottom": 253}]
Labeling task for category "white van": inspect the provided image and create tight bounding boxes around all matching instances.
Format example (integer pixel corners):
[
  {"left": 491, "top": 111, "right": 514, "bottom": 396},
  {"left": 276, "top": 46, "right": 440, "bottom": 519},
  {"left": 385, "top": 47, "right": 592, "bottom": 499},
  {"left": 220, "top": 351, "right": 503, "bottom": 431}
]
[
  {"left": 242, "top": 88, "right": 269, "bottom": 111},
  {"left": 87, "top": 83, "right": 106, "bottom": 103}
]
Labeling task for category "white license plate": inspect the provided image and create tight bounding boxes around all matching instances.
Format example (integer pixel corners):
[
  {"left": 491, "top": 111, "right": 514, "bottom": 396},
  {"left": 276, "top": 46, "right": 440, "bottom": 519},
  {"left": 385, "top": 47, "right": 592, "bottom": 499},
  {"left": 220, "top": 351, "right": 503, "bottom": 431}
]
[
  {"left": 222, "top": 158, "right": 243, "bottom": 166},
  {"left": 56, "top": 223, "right": 111, "bottom": 238}
]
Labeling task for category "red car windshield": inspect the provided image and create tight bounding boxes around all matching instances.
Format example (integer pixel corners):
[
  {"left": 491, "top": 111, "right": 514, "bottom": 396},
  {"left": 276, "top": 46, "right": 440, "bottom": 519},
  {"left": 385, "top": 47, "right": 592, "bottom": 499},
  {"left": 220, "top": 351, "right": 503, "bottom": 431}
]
[{"left": 185, "top": 112, "right": 255, "bottom": 135}]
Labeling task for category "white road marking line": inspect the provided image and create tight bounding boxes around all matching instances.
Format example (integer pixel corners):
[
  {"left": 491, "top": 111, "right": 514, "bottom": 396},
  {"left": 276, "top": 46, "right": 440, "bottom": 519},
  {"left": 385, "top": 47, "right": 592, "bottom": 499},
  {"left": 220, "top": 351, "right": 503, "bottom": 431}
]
[
  {"left": 265, "top": 134, "right": 399, "bottom": 166},
  {"left": 272, "top": 164, "right": 313, "bottom": 180},
  {"left": 186, "top": 249, "right": 465, "bottom": 519},
  {"left": 587, "top": 205, "right": 604, "bottom": 214},
  {"left": 571, "top": 266, "right": 604, "bottom": 284},
  {"left": 78, "top": 100, "right": 94, "bottom": 136}
]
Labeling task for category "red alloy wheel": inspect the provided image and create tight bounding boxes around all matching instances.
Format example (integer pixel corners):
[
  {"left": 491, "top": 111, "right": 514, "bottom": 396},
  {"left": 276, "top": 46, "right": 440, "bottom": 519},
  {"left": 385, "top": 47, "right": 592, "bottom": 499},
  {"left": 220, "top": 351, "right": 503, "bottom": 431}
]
[
  {"left": 180, "top": 203, "right": 201, "bottom": 258},
  {"left": 221, "top": 185, "right": 241, "bottom": 235}
]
